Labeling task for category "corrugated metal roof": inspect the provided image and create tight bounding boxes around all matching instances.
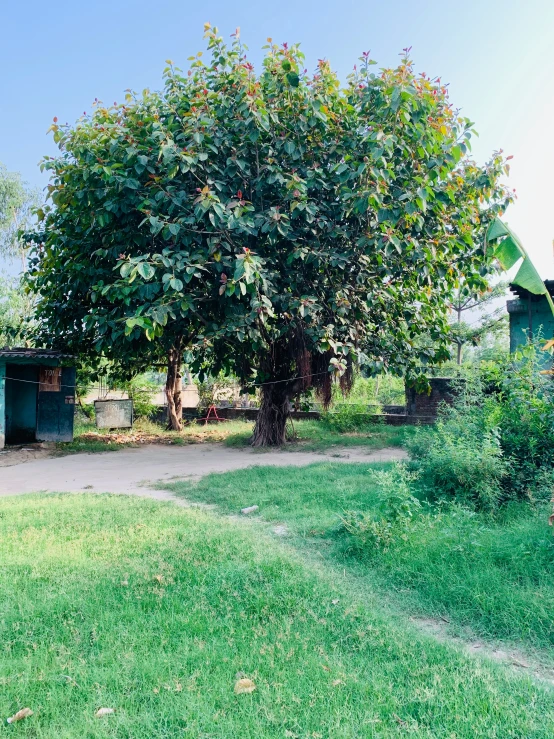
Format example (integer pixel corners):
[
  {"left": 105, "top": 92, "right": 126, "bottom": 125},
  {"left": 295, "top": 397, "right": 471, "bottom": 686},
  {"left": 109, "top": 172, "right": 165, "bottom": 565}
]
[{"left": 0, "top": 347, "right": 74, "bottom": 360}]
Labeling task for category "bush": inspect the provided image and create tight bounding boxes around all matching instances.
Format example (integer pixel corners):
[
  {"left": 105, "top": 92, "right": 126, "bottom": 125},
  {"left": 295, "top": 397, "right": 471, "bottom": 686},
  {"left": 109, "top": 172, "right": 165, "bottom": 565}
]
[
  {"left": 494, "top": 343, "right": 554, "bottom": 501},
  {"left": 76, "top": 402, "right": 95, "bottom": 421},
  {"left": 320, "top": 374, "right": 398, "bottom": 431},
  {"left": 340, "top": 464, "right": 421, "bottom": 552},
  {"left": 321, "top": 402, "right": 380, "bottom": 433},
  {"left": 125, "top": 376, "right": 158, "bottom": 419},
  {"left": 408, "top": 343, "right": 554, "bottom": 510},
  {"left": 408, "top": 418, "right": 508, "bottom": 511},
  {"left": 407, "top": 376, "right": 508, "bottom": 510}
]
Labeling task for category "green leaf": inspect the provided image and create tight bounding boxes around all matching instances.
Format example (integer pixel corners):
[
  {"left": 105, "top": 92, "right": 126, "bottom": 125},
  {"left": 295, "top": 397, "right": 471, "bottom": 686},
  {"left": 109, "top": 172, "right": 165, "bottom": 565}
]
[
  {"left": 151, "top": 305, "right": 169, "bottom": 326},
  {"left": 169, "top": 277, "right": 184, "bottom": 291},
  {"left": 281, "top": 60, "right": 292, "bottom": 72},
  {"left": 137, "top": 262, "right": 155, "bottom": 280},
  {"left": 494, "top": 235, "right": 522, "bottom": 271},
  {"left": 451, "top": 145, "right": 462, "bottom": 163},
  {"left": 124, "top": 178, "right": 141, "bottom": 189},
  {"left": 486, "top": 218, "right": 510, "bottom": 241},
  {"left": 284, "top": 140, "right": 296, "bottom": 155},
  {"left": 512, "top": 258, "right": 548, "bottom": 298},
  {"left": 286, "top": 72, "right": 300, "bottom": 88},
  {"left": 149, "top": 216, "right": 164, "bottom": 235},
  {"left": 124, "top": 318, "right": 137, "bottom": 335},
  {"left": 489, "top": 219, "right": 554, "bottom": 315},
  {"left": 120, "top": 263, "right": 133, "bottom": 278}
]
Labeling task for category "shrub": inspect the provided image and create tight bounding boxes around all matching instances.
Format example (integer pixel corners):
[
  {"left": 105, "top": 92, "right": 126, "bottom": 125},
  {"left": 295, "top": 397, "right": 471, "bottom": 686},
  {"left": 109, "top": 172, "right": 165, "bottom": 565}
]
[
  {"left": 408, "top": 343, "right": 554, "bottom": 510},
  {"left": 330, "top": 374, "right": 405, "bottom": 406},
  {"left": 125, "top": 376, "right": 158, "bottom": 419},
  {"left": 408, "top": 374, "right": 509, "bottom": 510},
  {"left": 409, "top": 420, "right": 508, "bottom": 511},
  {"left": 494, "top": 343, "right": 554, "bottom": 501},
  {"left": 76, "top": 402, "right": 95, "bottom": 422},
  {"left": 340, "top": 464, "right": 421, "bottom": 552},
  {"left": 321, "top": 402, "right": 380, "bottom": 433},
  {"left": 343, "top": 374, "right": 405, "bottom": 406},
  {"left": 408, "top": 375, "right": 509, "bottom": 510}
]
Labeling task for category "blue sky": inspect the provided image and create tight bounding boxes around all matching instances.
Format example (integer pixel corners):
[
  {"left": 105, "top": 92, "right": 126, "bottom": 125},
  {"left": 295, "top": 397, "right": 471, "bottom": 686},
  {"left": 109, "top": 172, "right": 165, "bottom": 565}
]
[{"left": 2, "top": 0, "right": 554, "bottom": 276}]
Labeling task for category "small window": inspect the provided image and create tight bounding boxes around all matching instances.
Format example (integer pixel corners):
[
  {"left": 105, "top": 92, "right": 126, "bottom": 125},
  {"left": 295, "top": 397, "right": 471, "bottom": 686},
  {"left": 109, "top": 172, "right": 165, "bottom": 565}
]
[{"left": 39, "top": 366, "right": 62, "bottom": 392}]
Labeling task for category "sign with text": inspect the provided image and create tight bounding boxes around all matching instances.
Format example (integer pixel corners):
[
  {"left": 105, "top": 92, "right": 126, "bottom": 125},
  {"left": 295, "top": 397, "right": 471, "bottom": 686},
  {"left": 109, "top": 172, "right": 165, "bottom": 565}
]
[{"left": 39, "top": 366, "right": 62, "bottom": 392}]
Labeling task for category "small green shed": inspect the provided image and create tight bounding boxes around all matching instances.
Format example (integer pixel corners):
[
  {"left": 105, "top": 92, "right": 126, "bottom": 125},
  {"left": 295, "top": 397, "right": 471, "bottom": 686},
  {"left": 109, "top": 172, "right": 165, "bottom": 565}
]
[
  {"left": 507, "top": 280, "right": 554, "bottom": 369},
  {"left": 0, "top": 348, "right": 75, "bottom": 449}
]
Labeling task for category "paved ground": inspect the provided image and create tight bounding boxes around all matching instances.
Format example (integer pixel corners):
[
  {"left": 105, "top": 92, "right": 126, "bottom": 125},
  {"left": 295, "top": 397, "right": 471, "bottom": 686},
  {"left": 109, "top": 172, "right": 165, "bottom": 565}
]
[{"left": 0, "top": 444, "right": 407, "bottom": 502}]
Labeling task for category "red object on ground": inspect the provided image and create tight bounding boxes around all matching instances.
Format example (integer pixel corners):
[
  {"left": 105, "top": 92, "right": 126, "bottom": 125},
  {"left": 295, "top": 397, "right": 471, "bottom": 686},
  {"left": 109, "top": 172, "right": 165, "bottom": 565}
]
[{"left": 196, "top": 405, "right": 229, "bottom": 425}]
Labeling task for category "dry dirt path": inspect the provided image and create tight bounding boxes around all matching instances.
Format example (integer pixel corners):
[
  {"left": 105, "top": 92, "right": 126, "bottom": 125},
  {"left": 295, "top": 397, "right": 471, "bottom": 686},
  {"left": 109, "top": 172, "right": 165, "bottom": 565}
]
[{"left": 0, "top": 444, "right": 407, "bottom": 503}]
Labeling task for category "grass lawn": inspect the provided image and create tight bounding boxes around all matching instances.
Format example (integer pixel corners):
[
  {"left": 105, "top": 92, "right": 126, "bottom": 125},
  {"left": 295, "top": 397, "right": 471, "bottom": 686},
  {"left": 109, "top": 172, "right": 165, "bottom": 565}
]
[
  {"left": 225, "top": 418, "right": 414, "bottom": 452},
  {"left": 58, "top": 417, "right": 413, "bottom": 455},
  {"left": 2, "top": 494, "right": 554, "bottom": 737},
  {"left": 166, "top": 463, "right": 554, "bottom": 653}
]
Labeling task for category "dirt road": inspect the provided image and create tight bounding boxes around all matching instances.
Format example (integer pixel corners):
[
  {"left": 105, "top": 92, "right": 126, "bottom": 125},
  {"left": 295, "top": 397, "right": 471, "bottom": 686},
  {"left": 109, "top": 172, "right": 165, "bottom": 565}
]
[{"left": 0, "top": 444, "right": 407, "bottom": 502}]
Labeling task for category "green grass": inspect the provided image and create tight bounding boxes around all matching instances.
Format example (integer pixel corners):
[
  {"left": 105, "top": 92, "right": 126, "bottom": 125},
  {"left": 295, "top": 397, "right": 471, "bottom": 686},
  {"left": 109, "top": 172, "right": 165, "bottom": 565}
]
[
  {"left": 55, "top": 438, "right": 131, "bottom": 454},
  {"left": 1, "top": 494, "right": 554, "bottom": 737},
  {"left": 59, "top": 417, "right": 413, "bottom": 455},
  {"left": 225, "top": 419, "right": 414, "bottom": 452},
  {"left": 166, "top": 463, "right": 554, "bottom": 652}
]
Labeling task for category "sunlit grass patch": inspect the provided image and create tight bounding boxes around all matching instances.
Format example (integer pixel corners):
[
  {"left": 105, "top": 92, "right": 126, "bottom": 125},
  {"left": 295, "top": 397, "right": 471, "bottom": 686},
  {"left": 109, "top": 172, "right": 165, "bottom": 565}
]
[
  {"left": 168, "top": 462, "right": 554, "bottom": 652},
  {"left": 2, "top": 493, "right": 553, "bottom": 737}
]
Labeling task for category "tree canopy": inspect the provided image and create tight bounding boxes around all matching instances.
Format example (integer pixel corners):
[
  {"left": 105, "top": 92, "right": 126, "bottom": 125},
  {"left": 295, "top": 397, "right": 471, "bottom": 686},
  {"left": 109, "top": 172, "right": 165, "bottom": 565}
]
[
  {"left": 449, "top": 279, "right": 508, "bottom": 364},
  {"left": 0, "top": 161, "right": 40, "bottom": 268},
  {"left": 0, "top": 276, "right": 35, "bottom": 347},
  {"left": 27, "top": 27, "right": 512, "bottom": 442}
]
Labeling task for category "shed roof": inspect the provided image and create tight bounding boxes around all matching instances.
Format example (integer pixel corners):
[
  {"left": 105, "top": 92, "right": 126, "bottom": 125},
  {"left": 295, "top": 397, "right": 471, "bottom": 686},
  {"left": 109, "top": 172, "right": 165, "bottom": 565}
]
[
  {"left": 0, "top": 348, "right": 73, "bottom": 360},
  {"left": 509, "top": 280, "right": 554, "bottom": 301}
]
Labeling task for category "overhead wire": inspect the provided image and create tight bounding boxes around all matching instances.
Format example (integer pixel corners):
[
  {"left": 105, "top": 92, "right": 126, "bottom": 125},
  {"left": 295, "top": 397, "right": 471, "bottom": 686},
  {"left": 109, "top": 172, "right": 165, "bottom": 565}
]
[{"left": 0, "top": 369, "right": 333, "bottom": 391}]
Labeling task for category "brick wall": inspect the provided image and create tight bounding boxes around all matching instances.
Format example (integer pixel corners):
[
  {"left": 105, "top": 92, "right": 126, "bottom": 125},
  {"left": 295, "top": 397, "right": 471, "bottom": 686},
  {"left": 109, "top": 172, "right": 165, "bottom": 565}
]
[{"left": 406, "top": 377, "right": 458, "bottom": 419}]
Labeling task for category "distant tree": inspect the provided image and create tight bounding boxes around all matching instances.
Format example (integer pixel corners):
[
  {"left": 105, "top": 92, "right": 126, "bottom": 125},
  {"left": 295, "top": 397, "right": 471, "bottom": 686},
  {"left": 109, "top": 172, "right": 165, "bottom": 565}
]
[
  {"left": 26, "top": 28, "right": 511, "bottom": 443},
  {"left": 0, "top": 162, "right": 40, "bottom": 269},
  {"left": 449, "top": 280, "right": 508, "bottom": 364},
  {"left": 0, "top": 276, "right": 35, "bottom": 346}
]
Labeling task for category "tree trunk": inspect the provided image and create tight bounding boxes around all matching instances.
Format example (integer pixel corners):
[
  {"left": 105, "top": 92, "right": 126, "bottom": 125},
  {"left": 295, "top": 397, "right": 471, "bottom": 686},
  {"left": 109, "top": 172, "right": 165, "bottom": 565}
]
[
  {"left": 251, "top": 383, "right": 291, "bottom": 447},
  {"left": 166, "top": 346, "right": 183, "bottom": 431},
  {"left": 456, "top": 342, "right": 462, "bottom": 365},
  {"left": 456, "top": 305, "right": 463, "bottom": 365}
]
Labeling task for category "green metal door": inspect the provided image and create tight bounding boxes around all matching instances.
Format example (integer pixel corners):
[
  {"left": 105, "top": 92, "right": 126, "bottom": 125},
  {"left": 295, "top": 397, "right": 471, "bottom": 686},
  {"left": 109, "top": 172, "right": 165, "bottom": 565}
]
[{"left": 36, "top": 367, "right": 76, "bottom": 442}]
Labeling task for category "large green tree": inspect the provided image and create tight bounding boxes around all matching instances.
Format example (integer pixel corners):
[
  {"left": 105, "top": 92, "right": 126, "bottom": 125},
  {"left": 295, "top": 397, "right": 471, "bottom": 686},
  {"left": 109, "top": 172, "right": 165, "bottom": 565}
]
[{"left": 27, "top": 28, "right": 511, "bottom": 442}]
